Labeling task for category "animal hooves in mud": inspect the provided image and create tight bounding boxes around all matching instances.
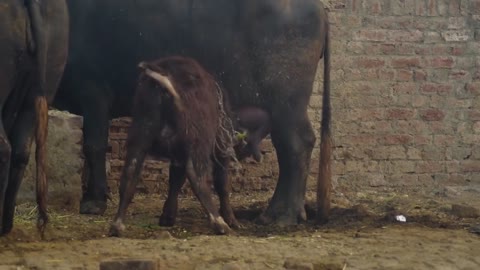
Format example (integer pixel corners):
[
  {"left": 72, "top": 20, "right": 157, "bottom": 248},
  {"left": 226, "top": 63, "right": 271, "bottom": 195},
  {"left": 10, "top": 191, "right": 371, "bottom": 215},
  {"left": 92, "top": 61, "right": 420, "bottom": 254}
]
[
  {"left": 79, "top": 200, "right": 107, "bottom": 215},
  {"left": 37, "top": 217, "right": 48, "bottom": 238},
  {"left": 212, "top": 219, "right": 232, "bottom": 235},
  {"left": 0, "top": 225, "right": 12, "bottom": 237},
  {"left": 255, "top": 211, "right": 303, "bottom": 226},
  {"left": 228, "top": 219, "right": 243, "bottom": 230},
  {"left": 108, "top": 223, "right": 125, "bottom": 237}
]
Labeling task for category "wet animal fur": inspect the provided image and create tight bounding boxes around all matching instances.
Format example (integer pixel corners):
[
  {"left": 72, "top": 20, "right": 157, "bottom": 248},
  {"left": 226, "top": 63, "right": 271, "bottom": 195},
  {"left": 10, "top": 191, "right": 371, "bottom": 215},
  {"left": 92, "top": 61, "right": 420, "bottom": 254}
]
[{"left": 137, "top": 56, "right": 233, "bottom": 177}]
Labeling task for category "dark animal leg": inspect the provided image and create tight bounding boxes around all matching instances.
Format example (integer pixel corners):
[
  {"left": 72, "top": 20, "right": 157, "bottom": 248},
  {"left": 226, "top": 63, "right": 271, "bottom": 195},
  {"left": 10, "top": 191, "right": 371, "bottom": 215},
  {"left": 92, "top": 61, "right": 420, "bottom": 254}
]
[
  {"left": 213, "top": 156, "right": 240, "bottom": 228},
  {"left": 186, "top": 159, "right": 231, "bottom": 235},
  {"left": 108, "top": 149, "right": 147, "bottom": 237},
  {"left": 257, "top": 111, "right": 315, "bottom": 226},
  {"left": 109, "top": 119, "right": 153, "bottom": 237},
  {"left": 159, "top": 162, "right": 187, "bottom": 227},
  {"left": 0, "top": 93, "right": 41, "bottom": 235},
  {"left": 80, "top": 102, "right": 110, "bottom": 215},
  {"left": 0, "top": 122, "right": 12, "bottom": 235}
]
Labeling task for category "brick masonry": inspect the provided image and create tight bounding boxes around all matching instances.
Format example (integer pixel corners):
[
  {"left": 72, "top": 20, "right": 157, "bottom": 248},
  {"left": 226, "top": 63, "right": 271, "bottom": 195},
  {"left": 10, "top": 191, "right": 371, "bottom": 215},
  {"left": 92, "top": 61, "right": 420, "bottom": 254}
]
[{"left": 107, "top": 0, "right": 480, "bottom": 194}]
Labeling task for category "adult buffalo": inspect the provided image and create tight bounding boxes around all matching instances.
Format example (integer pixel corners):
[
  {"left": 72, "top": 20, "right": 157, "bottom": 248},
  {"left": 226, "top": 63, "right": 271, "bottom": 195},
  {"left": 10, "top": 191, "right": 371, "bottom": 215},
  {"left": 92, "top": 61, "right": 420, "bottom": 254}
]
[
  {"left": 55, "top": 0, "right": 332, "bottom": 225},
  {"left": 0, "top": 0, "right": 69, "bottom": 235}
]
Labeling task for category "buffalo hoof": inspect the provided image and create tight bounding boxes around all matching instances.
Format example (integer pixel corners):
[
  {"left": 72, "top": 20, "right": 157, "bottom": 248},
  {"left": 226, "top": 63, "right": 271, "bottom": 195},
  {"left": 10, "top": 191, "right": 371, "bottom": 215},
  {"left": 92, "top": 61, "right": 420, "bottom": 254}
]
[
  {"left": 0, "top": 217, "right": 13, "bottom": 236},
  {"left": 158, "top": 215, "right": 176, "bottom": 227},
  {"left": 0, "top": 224, "right": 12, "bottom": 237},
  {"left": 80, "top": 200, "right": 107, "bottom": 215},
  {"left": 256, "top": 208, "right": 307, "bottom": 226},
  {"left": 108, "top": 220, "right": 125, "bottom": 237}
]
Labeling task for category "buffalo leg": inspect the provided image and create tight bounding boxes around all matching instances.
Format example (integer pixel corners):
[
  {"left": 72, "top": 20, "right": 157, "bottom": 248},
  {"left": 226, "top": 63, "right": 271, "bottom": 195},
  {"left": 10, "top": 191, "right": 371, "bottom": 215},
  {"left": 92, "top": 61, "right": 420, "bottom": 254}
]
[
  {"left": 212, "top": 156, "right": 240, "bottom": 228},
  {"left": 159, "top": 162, "right": 186, "bottom": 227},
  {"left": 80, "top": 100, "right": 110, "bottom": 215},
  {"left": 0, "top": 99, "right": 35, "bottom": 235},
  {"left": 257, "top": 111, "right": 315, "bottom": 226},
  {"left": 186, "top": 159, "right": 231, "bottom": 235},
  {"left": 0, "top": 122, "right": 12, "bottom": 235}
]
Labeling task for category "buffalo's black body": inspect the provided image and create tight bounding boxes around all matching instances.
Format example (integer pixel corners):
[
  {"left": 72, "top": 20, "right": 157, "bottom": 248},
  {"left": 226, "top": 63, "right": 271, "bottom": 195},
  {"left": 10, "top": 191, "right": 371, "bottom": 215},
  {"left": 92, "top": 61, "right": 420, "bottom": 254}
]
[
  {"left": 55, "top": 0, "right": 331, "bottom": 224},
  {"left": 0, "top": 0, "right": 69, "bottom": 235}
]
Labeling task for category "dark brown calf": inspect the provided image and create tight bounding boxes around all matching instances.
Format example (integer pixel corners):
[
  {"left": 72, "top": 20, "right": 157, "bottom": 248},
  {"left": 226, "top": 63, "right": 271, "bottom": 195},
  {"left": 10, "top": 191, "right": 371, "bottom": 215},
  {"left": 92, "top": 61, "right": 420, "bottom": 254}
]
[{"left": 109, "top": 56, "right": 239, "bottom": 236}]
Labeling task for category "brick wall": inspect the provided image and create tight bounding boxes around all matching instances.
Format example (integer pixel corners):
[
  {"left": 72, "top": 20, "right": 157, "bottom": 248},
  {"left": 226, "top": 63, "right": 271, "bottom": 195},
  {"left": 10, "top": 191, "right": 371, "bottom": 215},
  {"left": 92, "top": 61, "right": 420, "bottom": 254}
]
[
  {"left": 323, "top": 0, "right": 480, "bottom": 189},
  {"left": 107, "top": 0, "right": 480, "bottom": 193}
]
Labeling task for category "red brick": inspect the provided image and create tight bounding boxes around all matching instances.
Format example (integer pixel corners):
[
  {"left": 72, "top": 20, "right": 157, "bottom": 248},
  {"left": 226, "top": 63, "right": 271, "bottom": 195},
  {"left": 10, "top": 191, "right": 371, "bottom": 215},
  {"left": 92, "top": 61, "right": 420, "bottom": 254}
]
[
  {"left": 420, "top": 109, "right": 446, "bottom": 121},
  {"left": 393, "top": 83, "right": 417, "bottom": 94},
  {"left": 451, "top": 45, "right": 466, "bottom": 56},
  {"left": 420, "top": 83, "right": 453, "bottom": 94},
  {"left": 434, "top": 135, "right": 457, "bottom": 146},
  {"left": 427, "top": 0, "right": 438, "bottom": 16},
  {"left": 388, "top": 30, "right": 423, "bottom": 42},
  {"left": 448, "top": 0, "right": 461, "bottom": 15},
  {"left": 386, "top": 108, "right": 415, "bottom": 120},
  {"left": 353, "top": 29, "right": 387, "bottom": 42},
  {"left": 468, "top": 110, "right": 480, "bottom": 120},
  {"left": 413, "top": 135, "right": 433, "bottom": 145},
  {"left": 416, "top": 161, "right": 445, "bottom": 174},
  {"left": 459, "top": 161, "right": 480, "bottom": 173},
  {"left": 449, "top": 70, "right": 469, "bottom": 80},
  {"left": 396, "top": 69, "right": 414, "bottom": 81},
  {"left": 378, "top": 69, "right": 395, "bottom": 80},
  {"left": 428, "top": 57, "right": 455, "bottom": 68},
  {"left": 347, "top": 135, "right": 377, "bottom": 145},
  {"left": 363, "top": 0, "right": 385, "bottom": 15},
  {"left": 415, "top": 0, "right": 427, "bottom": 15},
  {"left": 391, "top": 57, "right": 422, "bottom": 68},
  {"left": 354, "top": 57, "right": 386, "bottom": 68},
  {"left": 379, "top": 43, "right": 396, "bottom": 54},
  {"left": 380, "top": 135, "right": 413, "bottom": 145},
  {"left": 466, "top": 83, "right": 480, "bottom": 95},
  {"left": 414, "top": 70, "right": 428, "bottom": 81}
]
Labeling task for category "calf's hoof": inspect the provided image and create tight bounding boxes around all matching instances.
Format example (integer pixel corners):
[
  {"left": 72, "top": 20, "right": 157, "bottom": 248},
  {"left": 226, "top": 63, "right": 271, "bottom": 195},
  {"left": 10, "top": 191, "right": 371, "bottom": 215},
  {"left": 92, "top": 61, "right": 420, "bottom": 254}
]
[
  {"left": 80, "top": 199, "right": 107, "bottom": 215},
  {"left": 210, "top": 215, "right": 232, "bottom": 235}
]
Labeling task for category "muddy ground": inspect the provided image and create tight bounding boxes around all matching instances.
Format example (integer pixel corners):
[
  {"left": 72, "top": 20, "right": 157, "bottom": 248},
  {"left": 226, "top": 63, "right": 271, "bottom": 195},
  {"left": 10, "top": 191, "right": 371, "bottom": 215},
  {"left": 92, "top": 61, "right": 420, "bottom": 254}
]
[{"left": 1, "top": 184, "right": 480, "bottom": 270}]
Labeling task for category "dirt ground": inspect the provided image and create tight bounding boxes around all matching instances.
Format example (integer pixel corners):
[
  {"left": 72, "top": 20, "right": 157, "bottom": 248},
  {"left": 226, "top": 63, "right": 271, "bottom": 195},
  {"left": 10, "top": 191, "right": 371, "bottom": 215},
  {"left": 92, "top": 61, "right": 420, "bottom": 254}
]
[{"left": 1, "top": 184, "right": 480, "bottom": 270}]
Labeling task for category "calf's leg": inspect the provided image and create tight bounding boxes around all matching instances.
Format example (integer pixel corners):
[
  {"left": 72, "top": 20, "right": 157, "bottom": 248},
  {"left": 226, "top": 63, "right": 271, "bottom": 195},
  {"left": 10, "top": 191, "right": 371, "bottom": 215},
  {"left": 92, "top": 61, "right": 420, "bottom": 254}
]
[
  {"left": 213, "top": 156, "right": 240, "bottom": 228},
  {"left": 159, "top": 162, "right": 186, "bottom": 227},
  {"left": 186, "top": 159, "right": 231, "bottom": 235}
]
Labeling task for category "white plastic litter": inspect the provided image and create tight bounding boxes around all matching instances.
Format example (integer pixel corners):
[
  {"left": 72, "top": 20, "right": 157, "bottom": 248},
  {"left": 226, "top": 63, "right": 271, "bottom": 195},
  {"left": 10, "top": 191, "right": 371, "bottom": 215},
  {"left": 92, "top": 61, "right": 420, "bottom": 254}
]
[{"left": 395, "top": 215, "right": 407, "bottom": 222}]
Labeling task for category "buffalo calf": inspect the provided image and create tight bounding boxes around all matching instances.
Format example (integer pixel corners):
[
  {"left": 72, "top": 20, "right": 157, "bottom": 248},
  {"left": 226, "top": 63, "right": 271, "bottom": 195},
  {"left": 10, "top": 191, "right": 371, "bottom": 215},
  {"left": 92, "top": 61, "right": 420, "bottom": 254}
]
[{"left": 109, "top": 56, "right": 239, "bottom": 236}]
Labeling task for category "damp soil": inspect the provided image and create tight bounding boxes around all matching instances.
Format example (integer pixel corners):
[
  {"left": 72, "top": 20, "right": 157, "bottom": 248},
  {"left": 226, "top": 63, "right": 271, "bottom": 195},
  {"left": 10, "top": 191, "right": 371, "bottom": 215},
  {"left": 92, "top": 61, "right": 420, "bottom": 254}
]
[{"left": 1, "top": 187, "right": 479, "bottom": 270}]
